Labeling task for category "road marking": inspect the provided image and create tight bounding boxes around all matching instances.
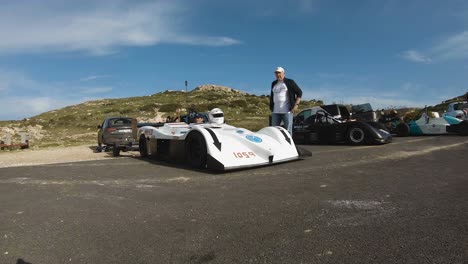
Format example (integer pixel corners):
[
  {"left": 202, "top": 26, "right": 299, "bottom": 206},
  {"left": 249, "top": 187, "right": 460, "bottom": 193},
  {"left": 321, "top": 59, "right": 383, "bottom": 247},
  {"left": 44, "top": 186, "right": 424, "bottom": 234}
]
[
  {"left": 44, "top": 162, "right": 139, "bottom": 167},
  {"left": 326, "top": 200, "right": 384, "bottom": 210},
  {"left": 284, "top": 139, "right": 468, "bottom": 174},
  {"left": 395, "top": 137, "right": 434, "bottom": 143},
  {"left": 374, "top": 140, "right": 468, "bottom": 161},
  {"left": 309, "top": 137, "right": 459, "bottom": 154},
  {"left": 167, "top": 177, "right": 190, "bottom": 182},
  {"left": 0, "top": 177, "right": 167, "bottom": 187}
]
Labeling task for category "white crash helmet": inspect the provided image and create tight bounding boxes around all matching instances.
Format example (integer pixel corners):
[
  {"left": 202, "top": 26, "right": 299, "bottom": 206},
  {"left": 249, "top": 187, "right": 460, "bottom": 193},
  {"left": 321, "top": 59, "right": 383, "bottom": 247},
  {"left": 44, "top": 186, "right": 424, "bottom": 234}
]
[{"left": 209, "top": 108, "right": 224, "bottom": 124}]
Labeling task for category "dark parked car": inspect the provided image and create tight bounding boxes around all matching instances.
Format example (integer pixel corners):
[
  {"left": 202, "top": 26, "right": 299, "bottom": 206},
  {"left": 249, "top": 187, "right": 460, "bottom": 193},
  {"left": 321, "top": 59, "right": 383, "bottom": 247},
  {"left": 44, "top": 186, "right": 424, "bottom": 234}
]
[
  {"left": 293, "top": 107, "right": 392, "bottom": 145},
  {"left": 97, "top": 117, "right": 138, "bottom": 156}
]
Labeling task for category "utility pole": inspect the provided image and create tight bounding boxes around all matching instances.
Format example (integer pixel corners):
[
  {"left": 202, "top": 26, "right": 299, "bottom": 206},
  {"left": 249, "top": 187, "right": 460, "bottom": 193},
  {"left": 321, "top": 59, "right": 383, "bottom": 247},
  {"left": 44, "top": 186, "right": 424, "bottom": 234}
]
[{"left": 185, "top": 80, "right": 188, "bottom": 110}]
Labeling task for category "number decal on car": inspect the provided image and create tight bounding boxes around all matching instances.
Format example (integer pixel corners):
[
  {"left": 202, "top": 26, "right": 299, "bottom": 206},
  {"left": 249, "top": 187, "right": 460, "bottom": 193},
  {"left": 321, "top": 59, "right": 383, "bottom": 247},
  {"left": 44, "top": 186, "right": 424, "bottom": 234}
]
[{"left": 233, "top": 152, "right": 256, "bottom": 158}]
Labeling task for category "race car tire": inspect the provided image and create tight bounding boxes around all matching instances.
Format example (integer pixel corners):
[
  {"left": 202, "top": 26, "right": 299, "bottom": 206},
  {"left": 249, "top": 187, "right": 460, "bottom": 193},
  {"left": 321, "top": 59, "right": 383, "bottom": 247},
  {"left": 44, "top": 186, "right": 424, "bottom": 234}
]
[
  {"left": 112, "top": 146, "right": 120, "bottom": 157},
  {"left": 346, "top": 125, "right": 366, "bottom": 145},
  {"left": 139, "top": 135, "right": 149, "bottom": 158},
  {"left": 396, "top": 122, "right": 410, "bottom": 137},
  {"left": 185, "top": 131, "right": 207, "bottom": 169},
  {"left": 458, "top": 120, "right": 468, "bottom": 136}
]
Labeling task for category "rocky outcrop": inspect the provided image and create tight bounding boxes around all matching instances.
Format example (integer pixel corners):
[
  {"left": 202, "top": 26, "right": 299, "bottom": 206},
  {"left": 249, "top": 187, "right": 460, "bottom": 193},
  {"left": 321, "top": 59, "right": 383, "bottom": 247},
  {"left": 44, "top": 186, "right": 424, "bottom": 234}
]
[{"left": 192, "top": 84, "right": 247, "bottom": 94}]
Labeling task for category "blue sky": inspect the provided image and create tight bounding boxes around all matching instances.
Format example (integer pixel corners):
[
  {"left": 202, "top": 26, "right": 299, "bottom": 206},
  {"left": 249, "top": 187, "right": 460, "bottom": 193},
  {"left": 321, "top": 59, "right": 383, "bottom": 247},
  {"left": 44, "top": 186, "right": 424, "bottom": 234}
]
[{"left": 1, "top": 0, "right": 468, "bottom": 120}]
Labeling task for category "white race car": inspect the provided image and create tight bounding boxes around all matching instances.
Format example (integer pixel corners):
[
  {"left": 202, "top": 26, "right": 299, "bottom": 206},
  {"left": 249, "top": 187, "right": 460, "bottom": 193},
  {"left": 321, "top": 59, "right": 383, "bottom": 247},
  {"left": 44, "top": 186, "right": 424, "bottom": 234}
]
[
  {"left": 408, "top": 109, "right": 468, "bottom": 136},
  {"left": 137, "top": 108, "right": 309, "bottom": 171}
]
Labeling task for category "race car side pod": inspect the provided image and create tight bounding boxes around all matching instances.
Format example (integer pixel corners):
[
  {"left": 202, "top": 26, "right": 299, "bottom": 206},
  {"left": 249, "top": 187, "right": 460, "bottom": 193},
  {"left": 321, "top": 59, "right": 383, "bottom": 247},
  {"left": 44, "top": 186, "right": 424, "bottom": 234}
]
[
  {"left": 296, "top": 145, "right": 312, "bottom": 157},
  {"left": 272, "top": 126, "right": 312, "bottom": 157}
]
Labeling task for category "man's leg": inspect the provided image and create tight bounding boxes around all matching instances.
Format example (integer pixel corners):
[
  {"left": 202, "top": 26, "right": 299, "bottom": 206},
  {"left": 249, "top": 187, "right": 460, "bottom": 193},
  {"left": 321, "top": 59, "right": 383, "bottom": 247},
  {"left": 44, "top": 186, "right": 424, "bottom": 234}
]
[
  {"left": 279, "top": 113, "right": 288, "bottom": 130},
  {"left": 283, "top": 112, "right": 293, "bottom": 135},
  {"left": 271, "top": 113, "right": 281, "bottom": 126}
]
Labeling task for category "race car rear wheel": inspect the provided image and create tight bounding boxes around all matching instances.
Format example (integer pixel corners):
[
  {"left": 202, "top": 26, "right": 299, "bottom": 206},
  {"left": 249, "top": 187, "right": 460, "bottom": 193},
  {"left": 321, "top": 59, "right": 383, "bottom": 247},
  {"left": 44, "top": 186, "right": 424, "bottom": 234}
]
[
  {"left": 185, "top": 131, "right": 207, "bottom": 169},
  {"left": 347, "top": 126, "right": 366, "bottom": 145},
  {"left": 396, "top": 122, "right": 410, "bottom": 137},
  {"left": 139, "top": 134, "right": 149, "bottom": 158}
]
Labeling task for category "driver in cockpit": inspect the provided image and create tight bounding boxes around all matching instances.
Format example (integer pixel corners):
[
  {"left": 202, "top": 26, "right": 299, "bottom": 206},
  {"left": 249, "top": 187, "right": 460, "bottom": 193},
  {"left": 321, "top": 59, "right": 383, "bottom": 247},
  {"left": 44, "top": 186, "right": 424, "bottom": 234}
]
[
  {"left": 194, "top": 114, "right": 204, "bottom": 124},
  {"left": 208, "top": 108, "right": 224, "bottom": 125}
]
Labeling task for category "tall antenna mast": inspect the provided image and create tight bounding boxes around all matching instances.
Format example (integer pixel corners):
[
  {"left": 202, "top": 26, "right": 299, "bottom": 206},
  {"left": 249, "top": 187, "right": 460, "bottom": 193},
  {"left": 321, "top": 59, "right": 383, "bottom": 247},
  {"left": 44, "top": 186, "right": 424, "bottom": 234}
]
[{"left": 185, "top": 80, "right": 188, "bottom": 110}]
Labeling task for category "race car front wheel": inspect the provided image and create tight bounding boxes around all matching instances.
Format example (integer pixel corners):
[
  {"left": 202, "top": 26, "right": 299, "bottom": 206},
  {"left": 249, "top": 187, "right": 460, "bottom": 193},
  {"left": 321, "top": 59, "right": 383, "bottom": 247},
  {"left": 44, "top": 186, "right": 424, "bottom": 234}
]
[
  {"left": 185, "top": 131, "right": 207, "bottom": 169},
  {"left": 347, "top": 126, "right": 365, "bottom": 145}
]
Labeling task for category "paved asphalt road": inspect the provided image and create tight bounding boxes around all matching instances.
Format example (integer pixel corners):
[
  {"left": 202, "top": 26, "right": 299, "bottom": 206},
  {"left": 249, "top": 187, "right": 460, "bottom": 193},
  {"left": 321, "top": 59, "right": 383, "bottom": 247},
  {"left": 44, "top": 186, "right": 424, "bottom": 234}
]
[{"left": 0, "top": 136, "right": 467, "bottom": 264}]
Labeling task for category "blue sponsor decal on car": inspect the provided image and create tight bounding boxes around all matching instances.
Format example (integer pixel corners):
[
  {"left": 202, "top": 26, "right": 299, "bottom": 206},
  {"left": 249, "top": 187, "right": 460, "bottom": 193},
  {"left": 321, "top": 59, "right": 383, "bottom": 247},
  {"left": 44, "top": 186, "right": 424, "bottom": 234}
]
[
  {"left": 246, "top": 135, "right": 262, "bottom": 143},
  {"left": 236, "top": 130, "right": 244, "bottom": 134}
]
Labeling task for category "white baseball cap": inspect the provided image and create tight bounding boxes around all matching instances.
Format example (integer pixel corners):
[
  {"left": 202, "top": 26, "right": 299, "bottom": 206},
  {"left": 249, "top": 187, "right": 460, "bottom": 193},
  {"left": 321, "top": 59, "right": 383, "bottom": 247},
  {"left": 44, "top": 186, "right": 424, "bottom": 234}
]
[{"left": 274, "top": 66, "right": 285, "bottom": 73}]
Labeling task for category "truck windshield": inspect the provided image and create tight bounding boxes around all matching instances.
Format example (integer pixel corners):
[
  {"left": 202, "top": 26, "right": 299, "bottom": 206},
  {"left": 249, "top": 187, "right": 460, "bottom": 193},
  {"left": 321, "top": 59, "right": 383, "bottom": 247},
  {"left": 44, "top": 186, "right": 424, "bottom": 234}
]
[{"left": 352, "top": 103, "right": 373, "bottom": 113}]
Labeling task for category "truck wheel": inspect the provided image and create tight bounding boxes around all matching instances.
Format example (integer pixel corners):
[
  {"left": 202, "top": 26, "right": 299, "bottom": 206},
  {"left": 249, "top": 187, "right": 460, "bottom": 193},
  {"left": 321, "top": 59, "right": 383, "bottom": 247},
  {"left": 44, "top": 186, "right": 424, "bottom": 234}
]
[
  {"left": 185, "top": 131, "right": 207, "bottom": 169},
  {"left": 347, "top": 126, "right": 366, "bottom": 145},
  {"left": 112, "top": 146, "right": 120, "bottom": 157},
  {"left": 396, "top": 123, "right": 410, "bottom": 137},
  {"left": 139, "top": 135, "right": 149, "bottom": 158}
]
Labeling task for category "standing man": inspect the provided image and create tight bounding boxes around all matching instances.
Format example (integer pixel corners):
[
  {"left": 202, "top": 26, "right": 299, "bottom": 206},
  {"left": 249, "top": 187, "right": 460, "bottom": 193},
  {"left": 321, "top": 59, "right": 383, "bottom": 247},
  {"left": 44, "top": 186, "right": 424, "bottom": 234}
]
[{"left": 270, "top": 66, "right": 303, "bottom": 135}]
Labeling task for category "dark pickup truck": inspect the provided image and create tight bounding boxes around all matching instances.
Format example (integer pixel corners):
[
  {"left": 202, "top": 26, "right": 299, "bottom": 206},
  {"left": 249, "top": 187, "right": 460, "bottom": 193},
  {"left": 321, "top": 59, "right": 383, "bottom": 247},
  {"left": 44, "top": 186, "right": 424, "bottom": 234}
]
[{"left": 350, "top": 103, "right": 378, "bottom": 122}]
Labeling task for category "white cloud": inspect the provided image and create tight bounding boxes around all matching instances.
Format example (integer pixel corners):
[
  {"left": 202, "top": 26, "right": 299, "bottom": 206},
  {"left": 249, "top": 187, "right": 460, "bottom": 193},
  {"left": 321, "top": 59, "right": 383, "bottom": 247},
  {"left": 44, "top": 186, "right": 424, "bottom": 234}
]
[
  {"left": 301, "top": 81, "right": 434, "bottom": 110},
  {"left": 401, "top": 50, "right": 432, "bottom": 63},
  {"left": 432, "top": 31, "right": 468, "bottom": 60},
  {"left": 0, "top": 1, "right": 241, "bottom": 56},
  {"left": 80, "top": 87, "right": 113, "bottom": 94},
  {"left": 171, "top": 36, "right": 242, "bottom": 47},
  {"left": 298, "top": 0, "right": 320, "bottom": 14},
  {"left": 0, "top": 96, "right": 82, "bottom": 120},
  {"left": 0, "top": 69, "right": 39, "bottom": 93},
  {"left": 401, "top": 82, "right": 423, "bottom": 91},
  {"left": 403, "top": 31, "right": 468, "bottom": 62},
  {"left": 0, "top": 69, "right": 114, "bottom": 120},
  {"left": 80, "top": 75, "right": 109, "bottom": 82},
  {"left": 342, "top": 96, "right": 426, "bottom": 110}
]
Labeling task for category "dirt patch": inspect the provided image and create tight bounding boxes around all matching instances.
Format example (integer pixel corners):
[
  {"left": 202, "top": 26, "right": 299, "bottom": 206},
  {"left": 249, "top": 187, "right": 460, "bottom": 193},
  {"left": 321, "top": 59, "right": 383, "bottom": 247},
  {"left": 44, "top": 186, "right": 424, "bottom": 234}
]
[{"left": 0, "top": 145, "right": 140, "bottom": 168}]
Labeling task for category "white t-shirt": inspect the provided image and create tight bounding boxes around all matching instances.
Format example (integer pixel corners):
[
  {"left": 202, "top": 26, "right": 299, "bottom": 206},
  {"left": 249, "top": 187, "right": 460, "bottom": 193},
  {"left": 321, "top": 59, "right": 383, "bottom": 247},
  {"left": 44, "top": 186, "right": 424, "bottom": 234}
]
[{"left": 272, "top": 81, "right": 290, "bottom": 113}]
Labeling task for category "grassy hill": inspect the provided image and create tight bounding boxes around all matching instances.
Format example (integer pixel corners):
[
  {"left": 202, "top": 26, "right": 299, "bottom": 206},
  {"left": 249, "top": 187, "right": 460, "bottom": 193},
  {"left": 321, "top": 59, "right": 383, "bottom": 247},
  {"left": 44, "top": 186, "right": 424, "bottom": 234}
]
[
  {"left": 428, "top": 92, "right": 468, "bottom": 113},
  {"left": 0, "top": 85, "right": 322, "bottom": 149},
  {"left": 1, "top": 86, "right": 464, "bottom": 149}
]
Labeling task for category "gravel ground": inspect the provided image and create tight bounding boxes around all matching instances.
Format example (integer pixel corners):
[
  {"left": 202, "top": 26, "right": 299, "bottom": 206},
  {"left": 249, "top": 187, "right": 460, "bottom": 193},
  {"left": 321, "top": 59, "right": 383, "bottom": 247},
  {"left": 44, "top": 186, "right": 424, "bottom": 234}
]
[{"left": 0, "top": 145, "right": 140, "bottom": 168}]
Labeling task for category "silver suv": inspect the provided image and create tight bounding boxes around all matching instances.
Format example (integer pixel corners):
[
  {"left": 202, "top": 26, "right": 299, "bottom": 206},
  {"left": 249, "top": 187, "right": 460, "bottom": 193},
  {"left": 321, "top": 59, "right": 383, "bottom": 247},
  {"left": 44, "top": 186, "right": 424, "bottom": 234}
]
[{"left": 97, "top": 117, "right": 137, "bottom": 156}]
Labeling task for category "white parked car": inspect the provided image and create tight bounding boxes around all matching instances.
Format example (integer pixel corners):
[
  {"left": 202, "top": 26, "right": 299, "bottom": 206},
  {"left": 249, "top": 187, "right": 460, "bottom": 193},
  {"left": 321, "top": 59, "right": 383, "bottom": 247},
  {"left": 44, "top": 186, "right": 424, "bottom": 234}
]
[{"left": 444, "top": 101, "right": 468, "bottom": 121}]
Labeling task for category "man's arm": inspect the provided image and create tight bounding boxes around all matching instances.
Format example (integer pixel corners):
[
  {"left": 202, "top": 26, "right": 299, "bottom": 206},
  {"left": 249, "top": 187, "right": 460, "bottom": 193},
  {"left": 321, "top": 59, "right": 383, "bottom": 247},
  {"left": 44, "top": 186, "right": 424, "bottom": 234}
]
[{"left": 288, "top": 79, "right": 302, "bottom": 112}]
